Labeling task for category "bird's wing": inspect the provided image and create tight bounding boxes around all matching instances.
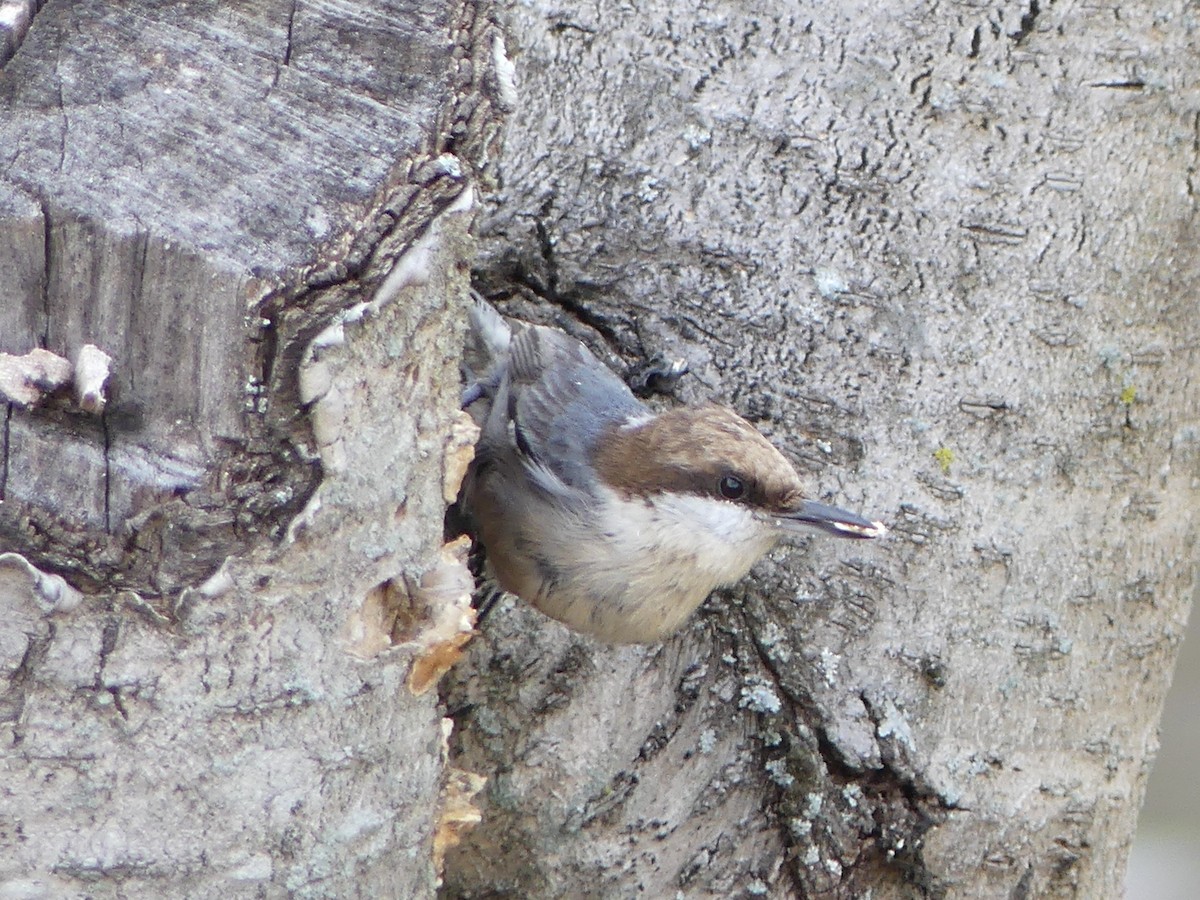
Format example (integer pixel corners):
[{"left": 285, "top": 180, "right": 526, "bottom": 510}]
[{"left": 502, "top": 324, "right": 647, "bottom": 491}]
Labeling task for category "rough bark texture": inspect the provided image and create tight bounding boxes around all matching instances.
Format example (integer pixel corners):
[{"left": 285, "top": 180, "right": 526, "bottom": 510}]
[
  {"left": 444, "top": 2, "right": 1200, "bottom": 898},
  {"left": 1, "top": 1, "right": 506, "bottom": 896},
  {"left": 0, "top": 0, "right": 497, "bottom": 600},
  {"left": 3, "top": 1, "right": 1197, "bottom": 898}
]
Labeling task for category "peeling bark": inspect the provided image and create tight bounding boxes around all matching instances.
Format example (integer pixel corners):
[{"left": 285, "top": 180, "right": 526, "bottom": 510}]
[
  {"left": 0, "top": 0, "right": 505, "bottom": 604},
  {"left": 0, "top": 1, "right": 505, "bottom": 895}
]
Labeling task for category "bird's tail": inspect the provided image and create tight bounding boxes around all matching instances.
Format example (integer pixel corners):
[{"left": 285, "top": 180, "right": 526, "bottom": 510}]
[
  {"left": 461, "top": 291, "right": 512, "bottom": 411},
  {"left": 464, "top": 292, "right": 510, "bottom": 377}
]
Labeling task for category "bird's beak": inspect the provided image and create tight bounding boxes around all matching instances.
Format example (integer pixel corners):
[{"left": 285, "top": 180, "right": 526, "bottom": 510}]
[{"left": 777, "top": 500, "right": 888, "bottom": 539}]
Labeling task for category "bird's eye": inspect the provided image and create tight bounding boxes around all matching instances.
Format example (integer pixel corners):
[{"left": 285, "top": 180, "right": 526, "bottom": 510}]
[{"left": 718, "top": 474, "right": 746, "bottom": 501}]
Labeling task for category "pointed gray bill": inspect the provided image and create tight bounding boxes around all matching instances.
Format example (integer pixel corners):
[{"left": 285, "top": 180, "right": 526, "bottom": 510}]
[{"left": 778, "top": 500, "right": 888, "bottom": 539}]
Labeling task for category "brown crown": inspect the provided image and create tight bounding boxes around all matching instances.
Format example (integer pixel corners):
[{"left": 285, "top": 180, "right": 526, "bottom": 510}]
[{"left": 592, "top": 404, "right": 807, "bottom": 512}]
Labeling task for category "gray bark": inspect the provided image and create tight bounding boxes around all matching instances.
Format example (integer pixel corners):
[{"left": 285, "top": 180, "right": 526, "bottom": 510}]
[
  {"left": 2, "top": 0, "right": 1196, "bottom": 898},
  {"left": 444, "top": 1, "right": 1200, "bottom": 898},
  {"left": 1, "top": 1, "right": 504, "bottom": 896}
]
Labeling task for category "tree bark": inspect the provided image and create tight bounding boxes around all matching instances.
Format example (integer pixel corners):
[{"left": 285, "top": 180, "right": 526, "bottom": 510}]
[
  {"left": 444, "top": 1, "right": 1200, "bottom": 897},
  {"left": 3, "top": 1, "right": 1197, "bottom": 898},
  {"left": 1, "top": 1, "right": 505, "bottom": 895}
]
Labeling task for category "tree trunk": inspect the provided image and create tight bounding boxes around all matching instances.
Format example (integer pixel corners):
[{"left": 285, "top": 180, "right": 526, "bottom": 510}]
[
  {"left": 444, "top": 1, "right": 1200, "bottom": 898},
  {"left": 1, "top": 1, "right": 505, "bottom": 895},
  {"left": 3, "top": 1, "right": 1196, "bottom": 898}
]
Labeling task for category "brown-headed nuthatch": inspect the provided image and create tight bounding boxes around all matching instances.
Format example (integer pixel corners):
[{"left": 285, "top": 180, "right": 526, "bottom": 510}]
[{"left": 460, "top": 298, "right": 886, "bottom": 643}]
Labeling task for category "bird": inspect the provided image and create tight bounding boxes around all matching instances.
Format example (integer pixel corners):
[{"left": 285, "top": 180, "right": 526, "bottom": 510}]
[{"left": 459, "top": 296, "right": 886, "bottom": 644}]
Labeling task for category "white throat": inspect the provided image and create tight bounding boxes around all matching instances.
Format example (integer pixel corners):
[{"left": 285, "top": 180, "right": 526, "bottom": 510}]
[{"left": 534, "top": 487, "right": 780, "bottom": 642}]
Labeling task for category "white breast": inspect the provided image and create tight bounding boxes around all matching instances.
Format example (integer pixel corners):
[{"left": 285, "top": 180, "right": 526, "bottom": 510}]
[{"left": 531, "top": 487, "right": 780, "bottom": 642}]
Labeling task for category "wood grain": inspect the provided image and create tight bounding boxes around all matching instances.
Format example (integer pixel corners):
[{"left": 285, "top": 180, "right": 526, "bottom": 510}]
[{"left": 0, "top": 0, "right": 495, "bottom": 601}]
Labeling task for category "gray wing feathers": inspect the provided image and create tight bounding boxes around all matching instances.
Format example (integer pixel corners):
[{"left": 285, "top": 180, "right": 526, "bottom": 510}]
[{"left": 499, "top": 324, "right": 645, "bottom": 491}]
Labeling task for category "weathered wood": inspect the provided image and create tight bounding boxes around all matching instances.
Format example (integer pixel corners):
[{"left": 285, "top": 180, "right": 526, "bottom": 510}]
[
  {"left": 0, "top": 0, "right": 506, "bottom": 895},
  {"left": 0, "top": 0, "right": 498, "bottom": 602},
  {"left": 4, "top": 0, "right": 1195, "bottom": 895}
]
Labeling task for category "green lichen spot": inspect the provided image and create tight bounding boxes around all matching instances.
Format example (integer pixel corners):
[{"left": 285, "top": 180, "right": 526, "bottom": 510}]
[
  {"left": 933, "top": 446, "right": 954, "bottom": 475},
  {"left": 1120, "top": 384, "right": 1137, "bottom": 406}
]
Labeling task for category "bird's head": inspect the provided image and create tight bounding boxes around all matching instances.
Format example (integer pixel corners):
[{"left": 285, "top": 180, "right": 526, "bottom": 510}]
[{"left": 593, "top": 404, "right": 886, "bottom": 549}]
